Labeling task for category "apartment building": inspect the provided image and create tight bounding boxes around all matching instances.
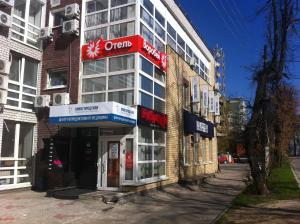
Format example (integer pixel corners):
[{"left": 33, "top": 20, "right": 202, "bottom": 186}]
[
  {"left": 0, "top": 0, "right": 45, "bottom": 190},
  {"left": 0, "top": 0, "right": 220, "bottom": 192}
]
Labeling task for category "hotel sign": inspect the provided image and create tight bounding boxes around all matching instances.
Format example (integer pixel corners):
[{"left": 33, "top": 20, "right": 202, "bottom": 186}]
[{"left": 82, "top": 35, "right": 168, "bottom": 72}]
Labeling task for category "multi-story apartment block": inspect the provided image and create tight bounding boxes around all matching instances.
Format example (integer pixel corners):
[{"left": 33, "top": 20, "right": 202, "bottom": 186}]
[
  {"left": 1, "top": 0, "right": 220, "bottom": 192},
  {"left": 0, "top": 0, "right": 45, "bottom": 190}
]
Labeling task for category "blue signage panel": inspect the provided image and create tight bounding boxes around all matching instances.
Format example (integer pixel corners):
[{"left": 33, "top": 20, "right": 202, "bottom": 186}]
[
  {"left": 183, "top": 110, "right": 214, "bottom": 138},
  {"left": 49, "top": 113, "right": 136, "bottom": 126}
]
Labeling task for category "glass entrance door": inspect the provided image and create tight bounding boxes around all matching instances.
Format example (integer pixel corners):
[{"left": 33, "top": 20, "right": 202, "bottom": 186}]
[{"left": 107, "top": 142, "right": 120, "bottom": 187}]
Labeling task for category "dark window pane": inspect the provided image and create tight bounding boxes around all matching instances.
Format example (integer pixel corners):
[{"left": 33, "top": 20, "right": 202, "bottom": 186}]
[
  {"left": 140, "top": 57, "right": 153, "bottom": 76},
  {"left": 141, "top": 0, "right": 153, "bottom": 14},
  {"left": 140, "top": 74, "right": 153, "bottom": 93},
  {"left": 154, "top": 83, "right": 165, "bottom": 99},
  {"left": 140, "top": 91, "right": 152, "bottom": 109}
]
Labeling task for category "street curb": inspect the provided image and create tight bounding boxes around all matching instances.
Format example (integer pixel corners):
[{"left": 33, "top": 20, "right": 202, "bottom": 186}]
[
  {"left": 290, "top": 165, "right": 300, "bottom": 189},
  {"left": 209, "top": 206, "right": 230, "bottom": 224}
]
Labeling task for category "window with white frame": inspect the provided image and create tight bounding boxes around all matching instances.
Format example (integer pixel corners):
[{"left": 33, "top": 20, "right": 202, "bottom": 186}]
[
  {"left": 12, "top": 0, "right": 45, "bottom": 48},
  {"left": 0, "top": 120, "right": 34, "bottom": 188},
  {"left": 209, "top": 138, "right": 213, "bottom": 162},
  {"left": 139, "top": 1, "right": 166, "bottom": 52},
  {"left": 7, "top": 54, "right": 38, "bottom": 111},
  {"left": 139, "top": 56, "right": 166, "bottom": 113},
  {"left": 201, "top": 137, "right": 207, "bottom": 162},
  {"left": 84, "top": 0, "right": 136, "bottom": 43},
  {"left": 47, "top": 69, "right": 67, "bottom": 89},
  {"left": 137, "top": 126, "right": 166, "bottom": 180},
  {"left": 166, "top": 22, "right": 210, "bottom": 81},
  {"left": 81, "top": 54, "right": 135, "bottom": 106},
  {"left": 183, "top": 135, "right": 190, "bottom": 165}
]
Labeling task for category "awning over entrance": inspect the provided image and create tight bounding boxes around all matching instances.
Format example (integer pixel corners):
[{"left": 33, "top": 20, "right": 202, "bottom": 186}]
[
  {"left": 183, "top": 110, "right": 214, "bottom": 138},
  {"left": 49, "top": 102, "right": 137, "bottom": 127}
]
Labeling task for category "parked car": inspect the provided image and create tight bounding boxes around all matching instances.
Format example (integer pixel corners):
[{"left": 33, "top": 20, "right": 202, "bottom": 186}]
[{"left": 218, "top": 152, "right": 234, "bottom": 164}]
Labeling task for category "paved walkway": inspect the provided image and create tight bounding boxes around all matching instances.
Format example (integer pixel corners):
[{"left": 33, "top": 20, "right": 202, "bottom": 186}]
[
  {"left": 291, "top": 157, "right": 300, "bottom": 187},
  {"left": 0, "top": 164, "right": 249, "bottom": 224}
]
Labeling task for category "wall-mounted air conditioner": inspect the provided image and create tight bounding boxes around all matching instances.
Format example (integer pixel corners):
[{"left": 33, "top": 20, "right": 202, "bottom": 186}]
[
  {"left": 0, "top": 59, "right": 11, "bottom": 75},
  {"left": 34, "top": 95, "right": 50, "bottom": 108},
  {"left": 0, "top": 74, "right": 8, "bottom": 90},
  {"left": 53, "top": 92, "right": 69, "bottom": 105},
  {"left": 39, "top": 27, "right": 53, "bottom": 40},
  {"left": 0, "top": 11, "right": 12, "bottom": 28},
  {"left": 0, "top": 0, "right": 14, "bottom": 7},
  {"left": 50, "top": 0, "right": 60, "bottom": 7},
  {"left": 62, "top": 19, "right": 79, "bottom": 35},
  {"left": 65, "top": 3, "right": 80, "bottom": 19}
]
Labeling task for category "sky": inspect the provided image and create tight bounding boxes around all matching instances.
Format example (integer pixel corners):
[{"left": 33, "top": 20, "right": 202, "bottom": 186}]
[{"left": 176, "top": 0, "right": 300, "bottom": 102}]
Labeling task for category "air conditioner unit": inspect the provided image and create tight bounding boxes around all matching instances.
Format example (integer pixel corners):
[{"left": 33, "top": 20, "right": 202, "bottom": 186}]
[
  {"left": 34, "top": 95, "right": 50, "bottom": 108},
  {"left": 39, "top": 27, "right": 53, "bottom": 40},
  {"left": 201, "top": 106, "right": 208, "bottom": 118},
  {"left": 50, "top": 0, "right": 60, "bottom": 7},
  {"left": 189, "top": 57, "right": 196, "bottom": 68},
  {"left": 65, "top": 3, "right": 80, "bottom": 18},
  {"left": 62, "top": 19, "right": 79, "bottom": 35},
  {"left": 0, "top": 90, "right": 7, "bottom": 104},
  {"left": 0, "top": 0, "right": 14, "bottom": 7},
  {"left": 214, "top": 82, "right": 220, "bottom": 91},
  {"left": 0, "top": 11, "right": 12, "bottom": 28},
  {"left": 0, "top": 59, "right": 11, "bottom": 74},
  {"left": 192, "top": 103, "right": 200, "bottom": 114},
  {"left": 53, "top": 92, "right": 69, "bottom": 105},
  {"left": 215, "top": 115, "right": 221, "bottom": 124},
  {"left": 0, "top": 74, "right": 8, "bottom": 90}
]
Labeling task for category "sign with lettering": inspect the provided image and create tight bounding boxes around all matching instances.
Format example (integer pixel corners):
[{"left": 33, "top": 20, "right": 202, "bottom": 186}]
[
  {"left": 82, "top": 35, "right": 167, "bottom": 72},
  {"left": 137, "top": 106, "right": 168, "bottom": 131}
]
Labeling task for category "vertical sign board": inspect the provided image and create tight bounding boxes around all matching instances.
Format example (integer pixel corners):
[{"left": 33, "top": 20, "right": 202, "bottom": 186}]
[
  {"left": 191, "top": 76, "right": 200, "bottom": 103},
  {"left": 215, "top": 93, "right": 220, "bottom": 116},
  {"left": 209, "top": 91, "right": 215, "bottom": 113},
  {"left": 202, "top": 85, "right": 209, "bottom": 108}
]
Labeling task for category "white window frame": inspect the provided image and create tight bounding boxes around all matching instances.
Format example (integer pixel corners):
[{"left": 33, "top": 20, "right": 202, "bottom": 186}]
[
  {"left": 46, "top": 69, "right": 68, "bottom": 90},
  {"left": 11, "top": 0, "right": 46, "bottom": 49},
  {"left": 137, "top": 127, "right": 167, "bottom": 182},
  {"left": 6, "top": 56, "right": 38, "bottom": 112},
  {"left": 49, "top": 7, "right": 65, "bottom": 28},
  {"left": 0, "top": 121, "right": 35, "bottom": 190}
]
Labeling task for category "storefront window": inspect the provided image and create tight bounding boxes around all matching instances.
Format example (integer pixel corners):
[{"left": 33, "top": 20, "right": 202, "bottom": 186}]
[
  {"left": 82, "top": 77, "right": 106, "bottom": 92},
  {"left": 84, "top": 27, "right": 108, "bottom": 43},
  {"left": 137, "top": 127, "right": 166, "bottom": 180},
  {"left": 125, "top": 138, "right": 134, "bottom": 180},
  {"left": 108, "top": 73, "right": 134, "bottom": 90},
  {"left": 108, "top": 90, "right": 134, "bottom": 106},
  {"left": 83, "top": 59, "right": 106, "bottom": 75},
  {"left": 18, "top": 123, "right": 34, "bottom": 159}
]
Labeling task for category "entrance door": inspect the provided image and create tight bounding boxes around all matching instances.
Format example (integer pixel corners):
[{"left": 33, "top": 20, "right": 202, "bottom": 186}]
[
  {"left": 78, "top": 137, "right": 98, "bottom": 189},
  {"left": 107, "top": 142, "right": 120, "bottom": 187}
]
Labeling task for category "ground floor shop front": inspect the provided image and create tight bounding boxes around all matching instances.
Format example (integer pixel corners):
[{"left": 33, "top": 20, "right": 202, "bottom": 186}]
[{"left": 43, "top": 102, "right": 168, "bottom": 191}]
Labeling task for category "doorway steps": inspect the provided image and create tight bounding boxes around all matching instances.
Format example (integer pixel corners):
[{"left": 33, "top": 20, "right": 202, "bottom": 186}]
[
  {"left": 46, "top": 187, "right": 95, "bottom": 200},
  {"left": 79, "top": 191, "right": 136, "bottom": 204}
]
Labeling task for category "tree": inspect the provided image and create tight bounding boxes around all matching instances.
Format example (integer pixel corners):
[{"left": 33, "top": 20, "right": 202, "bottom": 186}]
[{"left": 246, "top": 0, "right": 299, "bottom": 195}]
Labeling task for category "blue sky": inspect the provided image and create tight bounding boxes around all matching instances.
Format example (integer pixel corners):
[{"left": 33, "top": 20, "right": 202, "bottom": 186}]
[{"left": 177, "top": 0, "right": 300, "bottom": 101}]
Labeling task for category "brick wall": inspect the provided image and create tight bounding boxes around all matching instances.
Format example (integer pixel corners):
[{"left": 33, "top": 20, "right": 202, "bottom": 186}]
[{"left": 37, "top": 0, "right": 82, "bottom": 151}]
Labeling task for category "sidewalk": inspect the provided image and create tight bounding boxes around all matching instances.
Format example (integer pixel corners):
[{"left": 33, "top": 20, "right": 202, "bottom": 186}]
[{"left": 0, "top": 164, "right": 249, "bottom": 224}]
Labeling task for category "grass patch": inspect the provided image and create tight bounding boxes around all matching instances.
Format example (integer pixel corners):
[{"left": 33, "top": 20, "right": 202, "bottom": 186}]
[{"left": 233, "top": 163, "right": 300, "bottom": 207}]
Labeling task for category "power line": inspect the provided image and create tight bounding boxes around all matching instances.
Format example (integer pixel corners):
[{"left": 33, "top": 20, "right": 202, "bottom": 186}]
[
  {"left": 231, "top": 0, "right": 244, "bottom": 19},
  {"left": 218, "top": 0, "right": 242, "bottom": 36},
  {"left": 208, "top": 0, "right": 240, "bottom": 41}
]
